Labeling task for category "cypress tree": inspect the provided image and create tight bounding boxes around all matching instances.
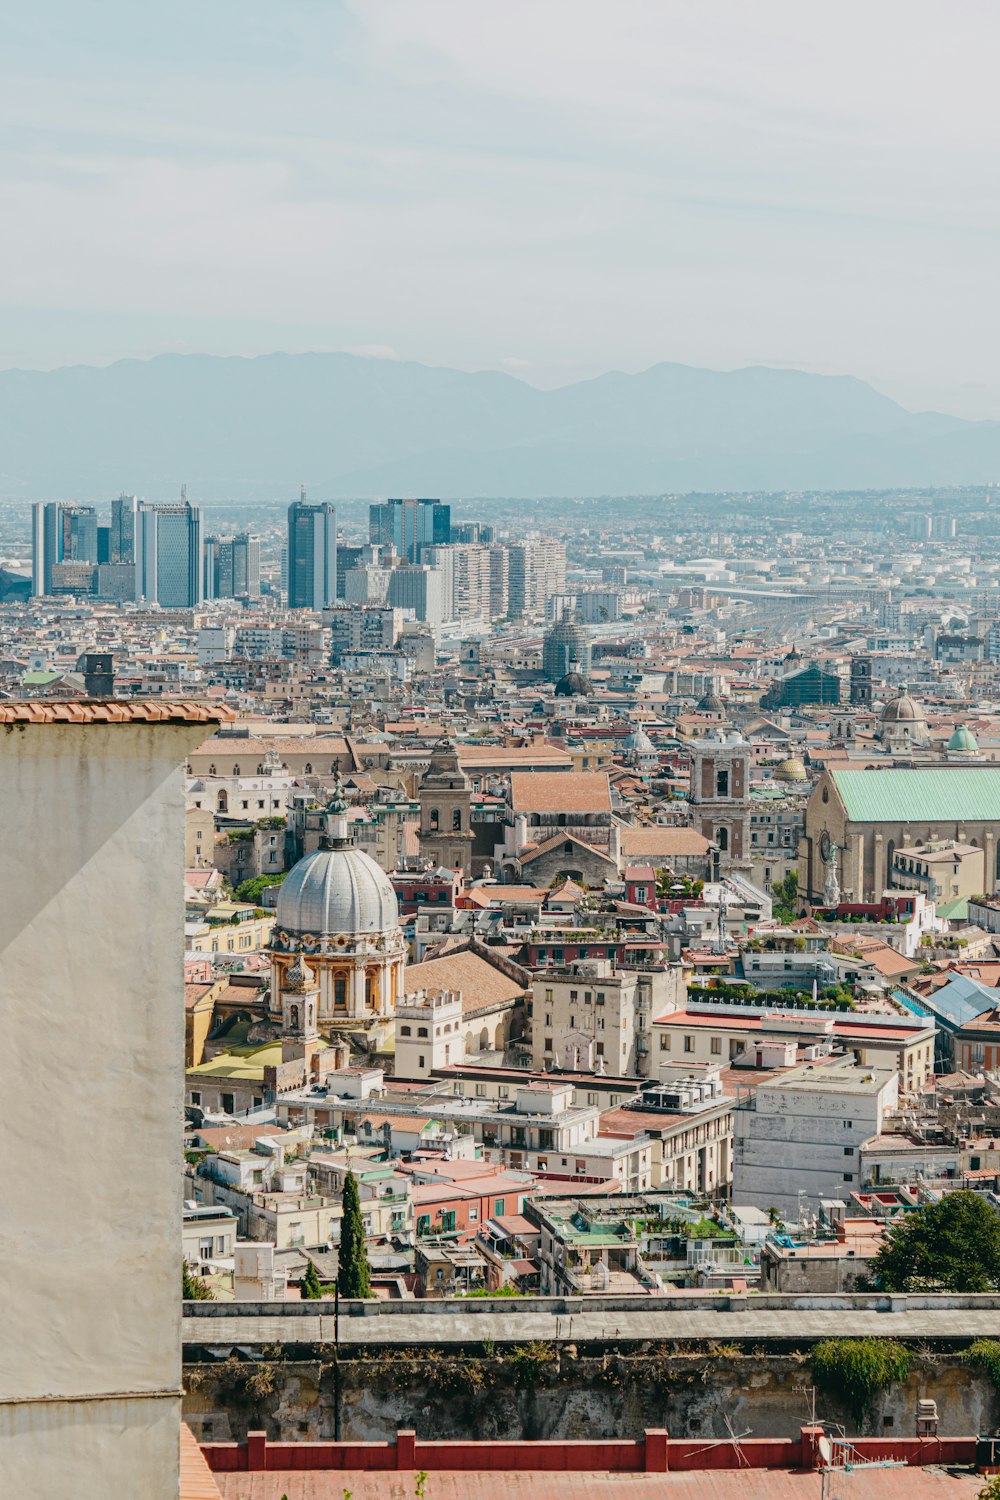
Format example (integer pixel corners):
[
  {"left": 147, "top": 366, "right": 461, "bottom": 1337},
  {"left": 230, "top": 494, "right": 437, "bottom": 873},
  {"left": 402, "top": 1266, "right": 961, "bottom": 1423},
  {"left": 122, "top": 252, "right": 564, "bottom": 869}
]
[
  {"left": 337, "top": 1171, "right": 371, "bottom": 1299},
  {"left": 301, "top": 1259, "right": 323, "bottom": 1299}
]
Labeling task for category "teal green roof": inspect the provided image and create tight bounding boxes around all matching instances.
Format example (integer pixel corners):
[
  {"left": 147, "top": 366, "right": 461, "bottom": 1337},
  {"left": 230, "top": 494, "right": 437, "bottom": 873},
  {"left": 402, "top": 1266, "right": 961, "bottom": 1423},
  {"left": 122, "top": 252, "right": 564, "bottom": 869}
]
[
  {"left": 948, "top": 725, "right": 979, "bottom": 753},
  {"left": 832, "top": 768, "right": 1000, "bottom": 824},
  {"left": 937, "top": 896, "right": 969, "bottom": 921}
]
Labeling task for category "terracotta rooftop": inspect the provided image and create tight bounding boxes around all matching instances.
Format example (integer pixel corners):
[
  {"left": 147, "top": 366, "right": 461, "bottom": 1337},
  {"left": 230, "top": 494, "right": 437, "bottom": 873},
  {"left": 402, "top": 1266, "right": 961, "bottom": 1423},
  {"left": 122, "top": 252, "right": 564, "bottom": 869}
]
[
  {"left": 510, "top": 770, "right": 612, "bottom": 813},
  {"left": 619, "top": 827, "right": 711, "bottom": 857},
  {"left": 215, "top": 1468, "right": 982, "bottom": 1499},
  {"left": 0, "top": 699, "right": 232, "bottom": 724},
  {"left": 403, "top": 947, "right": 528, "bottom": 1013}
]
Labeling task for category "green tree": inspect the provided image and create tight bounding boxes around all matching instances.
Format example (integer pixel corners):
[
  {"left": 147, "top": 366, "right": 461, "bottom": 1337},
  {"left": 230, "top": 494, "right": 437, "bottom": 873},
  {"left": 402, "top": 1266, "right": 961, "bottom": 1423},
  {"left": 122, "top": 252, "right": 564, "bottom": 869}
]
[
  {"left": 337, "top": 1171, "right": 371, "bottom": 1299},
  {"left": 871, "top": 1191, "right": 1000, "bottom": 1292},
  {"left": 182, "top": 1259, "right": 214, "bottom": 1301},
  {"left": 234, "top": 872, "right": 286, "bottom": 905},
  {"left": 301, "top": 1260, "right": 323, "bottom": 1299},
  {"left": 772, "top": 871, "right": 799, "bottom": 924},
  {"left": 978, "top": 1477, "right": 1000, "bottom": 1500}
]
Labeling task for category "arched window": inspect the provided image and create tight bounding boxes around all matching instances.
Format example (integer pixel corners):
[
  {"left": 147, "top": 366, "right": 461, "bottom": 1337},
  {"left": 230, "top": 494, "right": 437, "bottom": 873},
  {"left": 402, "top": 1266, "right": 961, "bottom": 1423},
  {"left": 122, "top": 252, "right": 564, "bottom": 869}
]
[
  {"left": 257, "top": 764, "right": 264, "bottom": 774},
  {"left": 452, "top": 808, "right": 462, "bottom": 831},
  {"left": 334, "top": 975, "right": 347, "bottom": 1007},
  {"left": 289, "top": 1005, "right": 299, "bottom": 1030},
  {"left": 717, "top": 827, "right": 729, "bottom": 851},
  {"left": 232, "top": 765, "right": 240, "bottom": 776},
  {"left": 429, "top": 807, "right": 440, "bottom": 831},
  {"left": 304, "top": 763, "right": 312, "bottom": 774},
  {"left": 208, "top": 764, "right": 216, "bottom": 775},
  {"left": 217, "top": 791, "right": 228, "bottom": 813},
  {"left": 557, "top": 813, "right": 567, "bottom": 827}
]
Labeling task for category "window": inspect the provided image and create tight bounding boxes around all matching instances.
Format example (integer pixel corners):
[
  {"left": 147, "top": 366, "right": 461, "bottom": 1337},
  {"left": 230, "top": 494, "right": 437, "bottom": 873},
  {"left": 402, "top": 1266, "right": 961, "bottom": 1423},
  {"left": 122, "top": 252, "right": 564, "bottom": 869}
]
[
  {"left": 495, "top": 1199, "right": 505, "bottom": 1216},
  {"left": 843, "top": 1172, "right": 853, "bottom": 1182},
  {"left": 545, "top": 989, "right": 553, "bottom": 1002},
  {"left": 221, "top": 1093, "right": 234, "bottom": 1114},
  {"left": 418, "top": 1027, "right": 429, "bottom": 1038},
  {"left": 660, "top": 1034, "right": 671, "bottom": 1051},
  {"left": 596, "top": 1042, "right": 605, "bottom": 1056},
  {"left": 544, "top": 1013, "right": 552, "bottom": 1027},
  {"left": 452, "top": 808, "right": 462, "bottom": 831},
  {"left": 469, "top": 1206, "right": 478, "bottom": 1222},
  {"left": 544, "top": 1036, "right": 553, "bottom": 1052},
  {"left": 498, "top": 1086, "right": 509, "bottom": 1099},
  {"left": 844, "top": 1146, "right": 854, "bottom": 1156},
  {"left": 190, "top": 1091, "right": 201, "bottom": 1106},
  {"left": 716, "top": 769, "right": 729, "bottom": 797},
  {"left": 684, "top": 1036, "right": 694, "bottom": 1054},
  {"left": 401, "top": 1025, "right": 412, "bottom": 1037},
  {"left": 418, "top": 1055, "right": 425, "bottom": 1068},
  {"left": 710, "top": 1037, "right": 722, "bottom": 1055},
  {"left": 417, "top": 1215, "right": 431, "bottom": 1235},
  {"left": 199, "top": 1237, "right": 213, "bottom": 1259},
  {"left": 717, "top": 827, "right": 729, "bottom": 851},
  {"left": 570, "top": 989, "right": 578, "bottom": 1001},
  {"left": 475, "top": 1083, "right": 486, "bottom": 1098},
  {"left": 429, "top": 807, "right": 440, "bottom": 830}
]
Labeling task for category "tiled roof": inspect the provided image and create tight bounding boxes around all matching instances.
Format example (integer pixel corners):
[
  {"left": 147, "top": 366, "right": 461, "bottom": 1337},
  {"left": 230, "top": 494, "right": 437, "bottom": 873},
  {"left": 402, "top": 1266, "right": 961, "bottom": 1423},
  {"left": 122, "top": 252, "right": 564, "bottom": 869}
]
[
  {"left": 620, "top": 827, "right": 711, "bottom": 856},
  {"left": 510, "top": 771, "right": 611, "bottom": 813},
  {"left": 403, "top": 948, "right": 528, "bottom": 1012},
  {"left": 0, "top": 699, "right": 232, "bottom": 724}
]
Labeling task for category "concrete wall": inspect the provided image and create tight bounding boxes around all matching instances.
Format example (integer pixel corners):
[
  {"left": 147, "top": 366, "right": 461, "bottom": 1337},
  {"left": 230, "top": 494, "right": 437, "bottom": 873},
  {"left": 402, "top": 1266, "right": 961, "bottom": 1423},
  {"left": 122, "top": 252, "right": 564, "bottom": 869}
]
[
  {"left": 182, "top": 1347, "right": 1000, "bottom": 1445},
  {"left": 0, "top": 720, "right": 208, "bottom": 1500}
]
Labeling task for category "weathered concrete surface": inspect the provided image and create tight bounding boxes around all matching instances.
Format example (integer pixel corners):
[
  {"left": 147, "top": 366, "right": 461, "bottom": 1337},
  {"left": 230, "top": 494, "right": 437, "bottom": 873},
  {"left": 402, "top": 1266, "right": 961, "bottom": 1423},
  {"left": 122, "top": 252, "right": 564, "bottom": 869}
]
[
  {"left": 182, "top": 1350, "right": 999, "bottom": 1445},
  {"left": 1, "top": 721, "right": 209, "bottom": 1500},
  {"left": 183, "top": 1303, "right": 1000, "bottom": 1348}
]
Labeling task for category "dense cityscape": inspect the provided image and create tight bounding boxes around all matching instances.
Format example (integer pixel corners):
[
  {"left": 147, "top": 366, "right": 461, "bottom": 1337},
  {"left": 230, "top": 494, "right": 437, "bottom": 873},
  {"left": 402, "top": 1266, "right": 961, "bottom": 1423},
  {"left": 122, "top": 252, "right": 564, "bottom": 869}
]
[
  {"left": 10, "top": 3, "right": 1000, "bottom": 1498},
  {"left": 10, "top": 480, "right": 1000, "bottom": 1488}
]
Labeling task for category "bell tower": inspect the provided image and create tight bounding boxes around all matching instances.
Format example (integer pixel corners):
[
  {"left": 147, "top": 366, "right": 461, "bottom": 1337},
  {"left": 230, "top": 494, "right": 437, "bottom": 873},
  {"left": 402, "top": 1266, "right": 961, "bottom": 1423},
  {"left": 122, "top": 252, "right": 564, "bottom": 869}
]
[
  {"left": 688, "top": 731, "right": 751, "bottom": 872},
  {"left": 417, "top": 737, "right": 474, "bottom": 875}
]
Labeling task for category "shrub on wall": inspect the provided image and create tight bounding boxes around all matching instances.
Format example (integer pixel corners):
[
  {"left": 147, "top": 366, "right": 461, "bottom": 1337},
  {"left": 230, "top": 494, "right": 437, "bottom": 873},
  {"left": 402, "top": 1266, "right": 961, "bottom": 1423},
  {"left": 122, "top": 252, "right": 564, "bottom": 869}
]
[{"left": 810, "top": 1338, "right": 910, "bottom": 1424}]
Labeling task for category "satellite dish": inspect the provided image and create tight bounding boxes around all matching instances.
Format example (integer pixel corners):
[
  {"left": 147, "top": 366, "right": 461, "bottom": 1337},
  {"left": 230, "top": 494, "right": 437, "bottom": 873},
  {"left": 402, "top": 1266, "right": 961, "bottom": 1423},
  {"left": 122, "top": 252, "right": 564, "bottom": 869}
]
[{"left": 818, "top": 1435, "right": 833, "bottom": 1467}]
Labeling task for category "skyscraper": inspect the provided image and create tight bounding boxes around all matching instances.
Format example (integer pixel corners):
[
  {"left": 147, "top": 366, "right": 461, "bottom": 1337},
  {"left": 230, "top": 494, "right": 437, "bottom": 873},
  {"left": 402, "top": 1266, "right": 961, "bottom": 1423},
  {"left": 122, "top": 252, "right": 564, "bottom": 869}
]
[
  {"left": 111, "top": 493, "right": 138, "bottom": 563},
  {"left": 31, "top": 501, "right": 99, "bottom": 595},
  {"left": 204, "top": 533, "right": 261, "bottom": 600},
  {"left": 369, "top": 497, "right": 450, "bottom": 562},
  {"left": 287, "top": 498, "right": 336, "bottom": 609},
  {"left": 136, "top": 501, "right": 203, "bottom": 607}
]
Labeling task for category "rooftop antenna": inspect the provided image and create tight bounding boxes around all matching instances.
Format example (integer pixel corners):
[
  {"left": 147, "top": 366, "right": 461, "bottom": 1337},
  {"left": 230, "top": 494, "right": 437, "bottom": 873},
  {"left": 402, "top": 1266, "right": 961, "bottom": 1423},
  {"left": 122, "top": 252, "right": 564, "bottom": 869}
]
[
  {"left": 180, "top": 483, "right": 187, "bottom": 502},
  {"left": 300, "top": 484, "right": 307, "bottom": 502}
]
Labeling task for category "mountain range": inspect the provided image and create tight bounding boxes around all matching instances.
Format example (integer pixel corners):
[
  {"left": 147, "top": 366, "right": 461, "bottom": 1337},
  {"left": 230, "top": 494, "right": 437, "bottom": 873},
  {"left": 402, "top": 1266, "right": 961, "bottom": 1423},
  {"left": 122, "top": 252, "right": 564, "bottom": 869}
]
[{"left": 1, "top": 351, "right": 999, "bottom": 499}]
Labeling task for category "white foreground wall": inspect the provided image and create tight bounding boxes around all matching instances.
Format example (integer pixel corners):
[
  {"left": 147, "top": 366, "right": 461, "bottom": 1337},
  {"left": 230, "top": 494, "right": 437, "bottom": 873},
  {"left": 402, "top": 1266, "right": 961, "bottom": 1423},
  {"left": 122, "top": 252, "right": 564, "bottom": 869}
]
[{"left": 0, "top": 716, "right": 215, "bottom": 1500}]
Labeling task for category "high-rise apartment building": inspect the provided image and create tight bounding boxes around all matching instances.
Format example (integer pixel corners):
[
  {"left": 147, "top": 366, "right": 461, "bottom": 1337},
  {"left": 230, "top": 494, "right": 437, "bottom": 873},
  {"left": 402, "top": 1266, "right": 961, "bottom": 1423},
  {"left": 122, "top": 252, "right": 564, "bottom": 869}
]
[
  {"left": 369, "top": 497, "right": 450, "bottom": 562},
  {"left": 287, "top": 498, "right": 337, "bottom": 609},
  {"left": 508, "top": 537, "right": 567, "bottom": 617},
  {"left": 422, "top": 542, "right": 497, "bottom": 623},
  {"left": 136, "top": 501, "right": 203, "bottom": 607},
  {"left": 387, "top": 563, "right": 445, "bottom": 630}
]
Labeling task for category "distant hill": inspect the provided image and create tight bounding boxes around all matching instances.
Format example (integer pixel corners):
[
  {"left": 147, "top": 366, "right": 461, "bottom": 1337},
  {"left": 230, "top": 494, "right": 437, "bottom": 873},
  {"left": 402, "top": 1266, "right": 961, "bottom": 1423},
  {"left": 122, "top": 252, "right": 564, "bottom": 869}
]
[{"left": 0, "top": 352, "right": 998, "bottom": 498}]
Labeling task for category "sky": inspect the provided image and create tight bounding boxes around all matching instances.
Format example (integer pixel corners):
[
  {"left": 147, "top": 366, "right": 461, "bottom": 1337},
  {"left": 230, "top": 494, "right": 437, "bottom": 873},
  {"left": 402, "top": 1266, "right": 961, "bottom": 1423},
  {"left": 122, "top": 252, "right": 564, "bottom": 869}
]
[{"left": 2, "top": 1, "right": 1000, "bottom": 416}]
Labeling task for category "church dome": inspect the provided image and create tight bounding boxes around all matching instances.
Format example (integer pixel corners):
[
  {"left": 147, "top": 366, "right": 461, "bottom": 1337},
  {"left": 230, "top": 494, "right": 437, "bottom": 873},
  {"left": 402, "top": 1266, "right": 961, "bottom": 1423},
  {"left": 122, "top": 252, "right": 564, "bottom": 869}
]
[
  {"left": 948, "top": 723, "right": 979, "bottom": 753},
  {"left": 880, "top": 685, "right": 925, "bottom": 724},
  {"left": 275, "top": 790, "right": 399, "bottom": 937},
  {"left": 276, "top": 846, "right": 399, "bottom": 936},
  {"left": 774, "top": 756, "right": 807, "bottom": 782},
  {"left": 555, "top": 671, "right": 593, "bottom": 697},
  {"left": 625, "top": 726, "right": 655, "bottom": 751},
  {"left": 696, "top": 689, "right": 724, "bottom": 713}
]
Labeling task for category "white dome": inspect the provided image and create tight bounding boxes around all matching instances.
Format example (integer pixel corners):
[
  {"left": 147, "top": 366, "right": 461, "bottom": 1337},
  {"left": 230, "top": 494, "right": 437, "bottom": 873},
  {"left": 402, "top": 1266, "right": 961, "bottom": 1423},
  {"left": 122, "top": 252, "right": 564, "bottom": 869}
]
[{"left": 275, "top": 845, "right": 399, "bottom": 936}]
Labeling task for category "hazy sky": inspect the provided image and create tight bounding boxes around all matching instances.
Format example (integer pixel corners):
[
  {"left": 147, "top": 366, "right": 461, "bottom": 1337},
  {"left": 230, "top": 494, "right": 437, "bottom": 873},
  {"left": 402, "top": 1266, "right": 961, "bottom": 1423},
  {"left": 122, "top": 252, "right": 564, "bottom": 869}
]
[{"left": 4, "top": 2, "right": 1000, "bottom": 416}]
